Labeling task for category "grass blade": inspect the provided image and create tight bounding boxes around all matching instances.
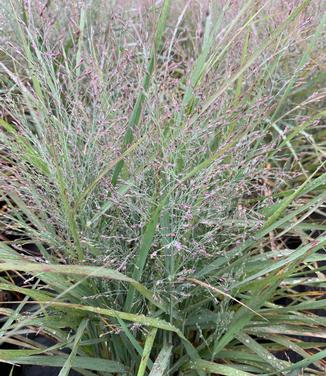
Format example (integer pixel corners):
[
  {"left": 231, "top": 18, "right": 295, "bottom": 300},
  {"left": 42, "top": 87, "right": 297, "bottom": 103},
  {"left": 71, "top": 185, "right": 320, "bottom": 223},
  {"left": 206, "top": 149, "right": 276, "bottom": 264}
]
[
  {"left": 148, "top": 345, "right": 172, "bottom": 376},
  {"left": 58, "top": 318, "right": 89, "bottom": 376},
  {"left": 0, "top": 259, "right": 167, "bottom": 312},
  {"left": 0, "top": 353, "right": 125, "bottom": 373},
  {"left": 136, "top": 327, "right": 157, "bottom": 376},
  {"left": 236, "top": 332, "right": 287, "bottom": 372},
  {"left": 111, "top": 0, "right": 171, "bottom": 185},
  {"left": 191, "top": 359, "right": 254, "bottom": 376}
]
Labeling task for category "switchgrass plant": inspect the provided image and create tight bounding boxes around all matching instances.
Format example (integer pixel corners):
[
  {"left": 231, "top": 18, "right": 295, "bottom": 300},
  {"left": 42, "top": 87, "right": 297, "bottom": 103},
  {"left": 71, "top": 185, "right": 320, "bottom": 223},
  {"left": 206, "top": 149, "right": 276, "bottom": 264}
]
[{"left": 0, "top": 0, "right": 325, "bottom": 375}]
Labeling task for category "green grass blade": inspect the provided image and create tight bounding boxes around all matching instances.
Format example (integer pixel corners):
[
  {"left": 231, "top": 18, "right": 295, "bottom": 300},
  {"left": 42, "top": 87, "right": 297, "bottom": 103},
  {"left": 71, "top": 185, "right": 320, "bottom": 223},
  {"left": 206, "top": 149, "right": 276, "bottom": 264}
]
[
  {"left": 75, "top": 8, "right": 86, "bottom": 79},
  {"left": 35, "top": 301, "right": 179, "bottom": 333},
  {"left": 58, "top": 318, "right": 89, "bottom": 376},
  {"left": 234, "top": 236, "right": 326, "bottom": 288},
  {"left": 136, "top": 327, "right": 157, "bottom": 376},
  {"left": 264, "top": 167, "right": 325, "bottom": 229},
  {"left": 191, "top": 359, "right": 254, "bottom": 376},
  {"left": 124, "top": 196, "right": 167, "bottom": 312},
  {"left": 148, "top": 345, "right": 172, "bottom": 376},
  {"left": 0, "top": 259, "right": 167, "bottom": 312},
  {"left": 111, "top": 0, "right": 171, "bottom": 185},
  {"left": 236, "top": 332, "right": 286, "bottom": 372},
  {"left": 114, "top": 315, "right": 146, "bottom": 363},
  {"left": 0, "top": 352, "right": 125, "bottom": 373},
  {"left": 282, "top": 348, "right": 326, "bottom": 374},
  {"left": 0, "top": 283, "right": 54, "bottom": 302}
]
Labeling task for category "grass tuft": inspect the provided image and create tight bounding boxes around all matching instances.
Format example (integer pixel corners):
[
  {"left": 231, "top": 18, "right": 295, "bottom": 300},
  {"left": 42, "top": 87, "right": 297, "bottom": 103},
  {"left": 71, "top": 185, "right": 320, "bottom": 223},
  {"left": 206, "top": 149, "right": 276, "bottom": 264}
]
[{"left": 0, "top": 0, "right": 325, "bottom": 375}]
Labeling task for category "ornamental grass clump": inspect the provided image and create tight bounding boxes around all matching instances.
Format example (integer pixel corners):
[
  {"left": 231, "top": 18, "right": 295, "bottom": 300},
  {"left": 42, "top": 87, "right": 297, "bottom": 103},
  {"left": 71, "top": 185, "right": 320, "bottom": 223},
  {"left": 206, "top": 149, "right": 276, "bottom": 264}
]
[{"left": 0, "top": 1, "right": 326, "bottom": 375}]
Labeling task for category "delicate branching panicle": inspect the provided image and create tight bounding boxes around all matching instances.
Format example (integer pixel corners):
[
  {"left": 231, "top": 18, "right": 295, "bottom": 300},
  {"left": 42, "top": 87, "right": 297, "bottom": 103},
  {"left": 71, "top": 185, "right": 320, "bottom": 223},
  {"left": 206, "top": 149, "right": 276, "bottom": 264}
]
[{"left": 0, "top": 1, "right": 325, "bottom": 375}]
